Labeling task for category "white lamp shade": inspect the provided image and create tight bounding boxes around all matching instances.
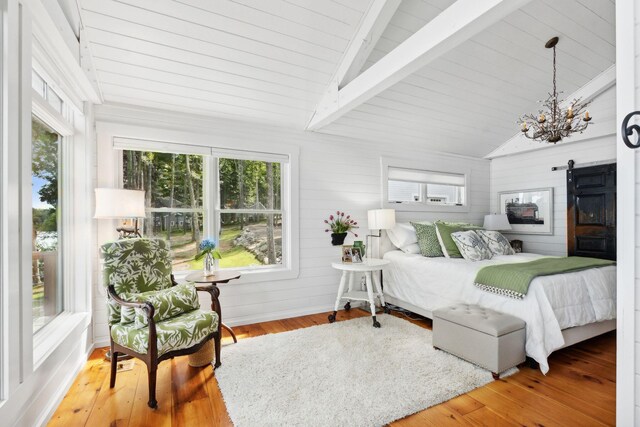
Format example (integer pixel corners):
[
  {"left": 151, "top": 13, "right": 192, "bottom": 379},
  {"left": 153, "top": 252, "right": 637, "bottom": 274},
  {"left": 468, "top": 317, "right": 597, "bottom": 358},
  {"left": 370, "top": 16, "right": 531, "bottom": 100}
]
[
  {"left": 483, "top": 214, "right": 512, "bottom": 231},
  {"left": 368, "top": 209, "right": 396, "bottom": 230},
  {"left": 94, "top": 188, "right": 146, "bottom": 219}
]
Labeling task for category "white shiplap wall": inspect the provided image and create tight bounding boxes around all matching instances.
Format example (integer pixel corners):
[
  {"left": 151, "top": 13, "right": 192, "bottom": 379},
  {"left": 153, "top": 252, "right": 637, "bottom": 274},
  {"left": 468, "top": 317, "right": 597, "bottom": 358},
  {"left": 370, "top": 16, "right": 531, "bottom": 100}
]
[
  {"left": 490, "top": 85, "right": 616, "bottom": 256},
  {"left": 91, "top": 103, "right": 489, "bottom": 345}
]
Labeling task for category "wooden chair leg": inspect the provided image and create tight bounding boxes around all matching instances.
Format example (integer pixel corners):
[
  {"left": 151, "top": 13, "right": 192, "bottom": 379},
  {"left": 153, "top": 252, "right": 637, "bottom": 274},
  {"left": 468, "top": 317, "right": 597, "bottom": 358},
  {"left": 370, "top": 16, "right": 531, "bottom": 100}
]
[
  {"left": 214, "top": 334, "right": 221, "bottom": 369},
  {"left": 147, "top": 362, "right": 158, "bottom": 409},
  {"left": 110, "top": 350, "right": 118, "bottom": 388}
]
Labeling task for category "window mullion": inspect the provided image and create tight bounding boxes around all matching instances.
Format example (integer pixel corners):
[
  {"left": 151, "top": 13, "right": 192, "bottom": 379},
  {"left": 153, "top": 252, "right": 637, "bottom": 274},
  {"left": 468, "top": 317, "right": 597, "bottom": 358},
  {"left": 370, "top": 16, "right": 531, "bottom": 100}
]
[{"left": 209, "top": 156, "right": 219, "bottom": 242}]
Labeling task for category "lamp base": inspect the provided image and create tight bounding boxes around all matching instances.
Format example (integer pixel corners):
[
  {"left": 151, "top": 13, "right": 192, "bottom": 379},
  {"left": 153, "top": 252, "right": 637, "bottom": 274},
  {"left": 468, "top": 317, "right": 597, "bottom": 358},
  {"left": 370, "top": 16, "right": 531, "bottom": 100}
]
[{"left": 366, "top": 230, "right": 382, "bottom": 260}]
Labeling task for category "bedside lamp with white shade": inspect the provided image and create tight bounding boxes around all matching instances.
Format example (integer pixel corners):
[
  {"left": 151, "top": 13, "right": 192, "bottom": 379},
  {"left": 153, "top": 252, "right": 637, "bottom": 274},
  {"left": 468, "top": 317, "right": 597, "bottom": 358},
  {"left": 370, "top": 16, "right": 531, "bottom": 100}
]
[
  {"left": 367, "top": 209, "right": 396, "bottom": 259},
  {"left": 483, "top": 213, "right": 512, "bottom": 231},
  {"left": 94, "top": 188, "right": 146, "bottom": 238}
]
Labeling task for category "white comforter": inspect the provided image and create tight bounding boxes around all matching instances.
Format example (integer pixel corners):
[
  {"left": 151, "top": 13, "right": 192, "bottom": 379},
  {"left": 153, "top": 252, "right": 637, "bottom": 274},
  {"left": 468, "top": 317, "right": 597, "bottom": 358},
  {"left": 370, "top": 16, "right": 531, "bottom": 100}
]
[{"left": 382, "top": 251, "right": 616, "bottom": 373}]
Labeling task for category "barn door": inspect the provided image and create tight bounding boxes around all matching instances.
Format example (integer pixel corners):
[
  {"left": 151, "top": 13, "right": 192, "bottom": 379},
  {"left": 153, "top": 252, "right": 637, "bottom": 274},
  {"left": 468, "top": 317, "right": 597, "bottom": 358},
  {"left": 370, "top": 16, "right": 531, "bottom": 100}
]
[{"left": 566, "top": 163, "right": 616, "bottom": 260}]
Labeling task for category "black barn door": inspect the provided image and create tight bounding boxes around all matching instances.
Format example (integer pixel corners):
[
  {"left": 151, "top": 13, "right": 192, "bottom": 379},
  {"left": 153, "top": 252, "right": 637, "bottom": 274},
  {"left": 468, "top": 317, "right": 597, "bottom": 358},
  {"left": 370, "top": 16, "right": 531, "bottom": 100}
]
[{"left": 566, "top": 163, "right": 616, "bottom": 260}]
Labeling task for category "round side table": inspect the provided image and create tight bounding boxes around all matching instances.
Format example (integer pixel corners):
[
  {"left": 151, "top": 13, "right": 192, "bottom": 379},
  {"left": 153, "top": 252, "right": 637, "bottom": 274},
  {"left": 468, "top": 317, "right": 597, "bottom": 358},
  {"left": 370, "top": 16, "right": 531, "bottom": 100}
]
[
  {"left": 185, "top": 270, "right": 241, "bottom": 343},
  {"left": 329, "top": 259, "right": 390, "bottom": 328}
]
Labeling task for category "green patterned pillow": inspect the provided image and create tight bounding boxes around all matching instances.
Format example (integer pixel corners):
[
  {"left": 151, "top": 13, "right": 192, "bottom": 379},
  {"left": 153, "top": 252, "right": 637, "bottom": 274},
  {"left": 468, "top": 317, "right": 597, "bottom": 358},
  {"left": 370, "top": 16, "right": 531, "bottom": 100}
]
[
  {"left": 434, "top": 222, "right": 483, "bottom": 258},
  {"left": 120, "top": 292, "right": 137, "bottom": 324},
  {"left": 131, "top": 283, "right": 201, "bottom": 329},
  {"left": 411, "top": 222, "right": 443, "bottom": 257}
]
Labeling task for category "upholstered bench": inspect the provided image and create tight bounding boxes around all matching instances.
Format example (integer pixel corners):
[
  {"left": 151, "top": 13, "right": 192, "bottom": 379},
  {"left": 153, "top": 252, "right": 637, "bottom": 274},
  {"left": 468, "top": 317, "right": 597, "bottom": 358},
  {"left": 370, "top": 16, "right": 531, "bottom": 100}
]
[{"left": 432, "top": 304, "right": 526, "bottom": 379}]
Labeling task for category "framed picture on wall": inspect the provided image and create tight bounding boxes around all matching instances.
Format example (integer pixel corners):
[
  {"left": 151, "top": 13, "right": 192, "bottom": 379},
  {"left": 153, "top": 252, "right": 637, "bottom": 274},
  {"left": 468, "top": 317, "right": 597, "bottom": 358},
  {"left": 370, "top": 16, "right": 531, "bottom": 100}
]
[{"left": 498, "top": 188, "right": 553, "bottom": 235}]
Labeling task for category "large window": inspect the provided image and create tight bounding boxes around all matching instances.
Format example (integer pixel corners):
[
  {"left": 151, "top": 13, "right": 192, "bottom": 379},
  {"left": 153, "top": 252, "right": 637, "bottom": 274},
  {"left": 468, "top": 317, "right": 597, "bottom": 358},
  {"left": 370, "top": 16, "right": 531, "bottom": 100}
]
[
  {"left": 31, "top": 116, "right": 63, "bottom": 333},
  {"left": 123, "top": 149, "right": 285, "bottom": 272}
]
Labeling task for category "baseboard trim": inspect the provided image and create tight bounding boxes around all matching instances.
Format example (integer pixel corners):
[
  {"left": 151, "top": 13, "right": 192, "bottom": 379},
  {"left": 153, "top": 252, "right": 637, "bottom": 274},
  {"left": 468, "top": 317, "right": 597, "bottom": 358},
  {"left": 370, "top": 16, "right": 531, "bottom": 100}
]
[{"left": 36, "top": 342, "right": 96, "bottom": 427}]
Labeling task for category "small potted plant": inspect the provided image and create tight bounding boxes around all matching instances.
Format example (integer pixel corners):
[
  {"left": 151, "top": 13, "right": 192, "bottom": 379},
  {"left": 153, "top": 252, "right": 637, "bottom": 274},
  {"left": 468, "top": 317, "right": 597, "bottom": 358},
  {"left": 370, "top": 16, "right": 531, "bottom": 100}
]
[
  {"left": 195, "top": 238, "right": 222, "bottom": 276},
  {"left": 324, "top": 211, "right": 358, "bottom": 246}
]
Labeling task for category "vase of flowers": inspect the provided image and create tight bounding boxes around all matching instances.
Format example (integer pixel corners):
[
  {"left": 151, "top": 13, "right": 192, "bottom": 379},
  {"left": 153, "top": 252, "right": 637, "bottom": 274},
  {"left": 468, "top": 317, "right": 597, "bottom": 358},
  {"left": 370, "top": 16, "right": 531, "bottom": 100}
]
[
  {"left": 324, "top": 211, "right": 358, "bottom": 246},
  {"left": 196, "top": 239, "right": 222, "bottom": 276}
]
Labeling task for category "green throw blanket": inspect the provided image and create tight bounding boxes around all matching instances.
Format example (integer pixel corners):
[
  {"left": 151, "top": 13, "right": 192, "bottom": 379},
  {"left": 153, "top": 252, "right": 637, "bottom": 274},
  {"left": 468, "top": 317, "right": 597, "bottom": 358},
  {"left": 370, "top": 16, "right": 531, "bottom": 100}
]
[{"left": 474, "top": 256, "right": 615, "bottom": 299}]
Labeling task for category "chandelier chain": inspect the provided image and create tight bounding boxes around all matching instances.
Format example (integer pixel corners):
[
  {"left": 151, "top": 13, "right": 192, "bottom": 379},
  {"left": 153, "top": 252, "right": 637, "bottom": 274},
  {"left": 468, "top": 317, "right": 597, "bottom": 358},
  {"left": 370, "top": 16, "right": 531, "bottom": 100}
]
[{"left": 552, "top": 44, "right": 557, "bottom": 125}]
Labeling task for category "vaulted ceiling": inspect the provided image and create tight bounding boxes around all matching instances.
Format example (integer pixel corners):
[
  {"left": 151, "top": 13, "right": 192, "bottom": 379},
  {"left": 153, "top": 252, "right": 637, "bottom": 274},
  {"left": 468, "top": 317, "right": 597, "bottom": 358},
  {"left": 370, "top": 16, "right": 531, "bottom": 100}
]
[{"left": 80, "top": 0, "right": 615, "bottom": 158}]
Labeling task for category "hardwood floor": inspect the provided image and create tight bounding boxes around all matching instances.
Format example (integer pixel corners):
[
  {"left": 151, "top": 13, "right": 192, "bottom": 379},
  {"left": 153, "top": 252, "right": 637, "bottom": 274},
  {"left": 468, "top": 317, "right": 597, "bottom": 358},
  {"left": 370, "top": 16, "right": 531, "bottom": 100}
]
[{"left": 48, "top": 310, "right": 616, "bottom": 426}]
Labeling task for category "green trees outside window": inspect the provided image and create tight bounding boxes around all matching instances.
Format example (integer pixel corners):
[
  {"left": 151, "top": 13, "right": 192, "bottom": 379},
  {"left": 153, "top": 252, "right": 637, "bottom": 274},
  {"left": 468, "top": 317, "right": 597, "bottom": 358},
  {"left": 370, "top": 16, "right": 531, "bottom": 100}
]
[
  {"left": 123, "top": 150, "right": 283, "bottom": 271},
  {"left": 32, "top": 116, "right": 63, "bottom": 333}
]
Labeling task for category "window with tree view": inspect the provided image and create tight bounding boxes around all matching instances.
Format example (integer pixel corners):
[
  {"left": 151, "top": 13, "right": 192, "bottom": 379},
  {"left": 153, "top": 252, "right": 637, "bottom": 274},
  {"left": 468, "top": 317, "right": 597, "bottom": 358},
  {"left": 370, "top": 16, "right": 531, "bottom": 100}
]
[
  {"left": 32, "top": 116, "right": 63, "bottom": 333},
  {"left": 122, "top": 150, "right": 284, "bottom": 272}
]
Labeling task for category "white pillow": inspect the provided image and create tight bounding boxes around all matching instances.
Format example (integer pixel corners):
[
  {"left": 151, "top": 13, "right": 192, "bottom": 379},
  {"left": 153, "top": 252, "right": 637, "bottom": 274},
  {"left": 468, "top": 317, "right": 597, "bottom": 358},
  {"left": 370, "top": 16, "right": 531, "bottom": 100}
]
[
  {"left": 402, "top": 243, "right": 421, "bottom": 254},
  {"left": 476, "top": 230, "right": 515, "bottom": 255},
  {"left": 450, "top": 230, "right": 493, "bottom": 261},
  {"left": 387, "top": 222, "right": 430, "bottom": 253}
]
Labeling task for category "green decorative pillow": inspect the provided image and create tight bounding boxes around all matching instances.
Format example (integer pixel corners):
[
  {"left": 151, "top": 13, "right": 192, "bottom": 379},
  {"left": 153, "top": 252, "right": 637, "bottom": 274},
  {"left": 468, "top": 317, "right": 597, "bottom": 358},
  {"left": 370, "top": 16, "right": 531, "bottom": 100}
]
[
  {"left": 411, "top": 222, "right": 443, "bottom": 257},
  {"left": 131, "top": 283, "right": 201, "bottom": 329},
  {"left": 120, "top": 292, "right": 137, "bottom": 324},
  {"left": 434, "top": 222, "right": 482, "bottom": 258}
]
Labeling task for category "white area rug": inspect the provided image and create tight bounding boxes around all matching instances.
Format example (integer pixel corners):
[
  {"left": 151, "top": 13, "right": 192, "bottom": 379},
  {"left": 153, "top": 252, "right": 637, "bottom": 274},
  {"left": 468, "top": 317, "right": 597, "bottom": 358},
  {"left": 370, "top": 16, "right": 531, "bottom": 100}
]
[{"left": 215, "top": 314, "right": 514, "bottom": 427}]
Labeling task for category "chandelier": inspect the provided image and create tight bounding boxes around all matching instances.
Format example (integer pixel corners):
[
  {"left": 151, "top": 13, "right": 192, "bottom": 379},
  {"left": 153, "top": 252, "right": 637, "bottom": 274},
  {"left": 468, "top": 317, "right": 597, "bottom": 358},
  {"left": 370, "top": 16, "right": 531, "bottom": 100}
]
[{"left": 518, "top": 37, "right": 592, "bottom": 143}]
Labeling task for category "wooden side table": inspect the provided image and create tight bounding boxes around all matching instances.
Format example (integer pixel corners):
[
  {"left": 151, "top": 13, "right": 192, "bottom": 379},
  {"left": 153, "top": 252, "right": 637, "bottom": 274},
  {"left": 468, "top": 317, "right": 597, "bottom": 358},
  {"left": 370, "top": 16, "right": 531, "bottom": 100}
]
[
  {"left": 329, "top": 259, "right": 390, "bottom": 328},
  {"left": 185, "top": 270, "right": 241, "bottom": 343}
]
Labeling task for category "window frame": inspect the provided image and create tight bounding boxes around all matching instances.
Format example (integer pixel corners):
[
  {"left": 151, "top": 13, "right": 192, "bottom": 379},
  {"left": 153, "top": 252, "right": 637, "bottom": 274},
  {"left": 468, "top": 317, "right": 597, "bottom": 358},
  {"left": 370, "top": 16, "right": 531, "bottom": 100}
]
[
  {"left": 115, "top": 137, "right": 297, "bottom": 283},
  {"left": 381, "top": 157, "right": 471, "bottom": 213},
  {"left": 30, "top": 75, "right": 90, "bottom": 368}
]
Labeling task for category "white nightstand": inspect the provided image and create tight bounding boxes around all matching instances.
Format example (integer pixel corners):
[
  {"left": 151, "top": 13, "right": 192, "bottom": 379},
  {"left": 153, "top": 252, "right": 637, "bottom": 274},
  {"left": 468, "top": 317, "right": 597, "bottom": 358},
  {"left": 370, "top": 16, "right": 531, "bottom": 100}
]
[{"left": 328, "top": 259, "right": 390, "bottom": 327}]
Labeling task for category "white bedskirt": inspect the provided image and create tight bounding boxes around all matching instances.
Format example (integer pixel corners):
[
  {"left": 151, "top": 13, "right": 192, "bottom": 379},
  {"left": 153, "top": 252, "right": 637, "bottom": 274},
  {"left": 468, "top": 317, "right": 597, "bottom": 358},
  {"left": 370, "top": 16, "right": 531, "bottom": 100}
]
[{"left": 382, "top": 251, "right": 616, "bottom": 374}]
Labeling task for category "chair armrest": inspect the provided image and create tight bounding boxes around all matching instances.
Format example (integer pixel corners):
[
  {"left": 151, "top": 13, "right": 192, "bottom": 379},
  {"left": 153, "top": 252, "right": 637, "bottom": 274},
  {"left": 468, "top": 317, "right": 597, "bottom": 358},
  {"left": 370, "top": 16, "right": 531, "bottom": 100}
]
[
  {"left": 194, "top": 284, "right": 222, "bottom": 321},
  {"left": 107, "top": 285, "right": 155, "bottom": 319}
]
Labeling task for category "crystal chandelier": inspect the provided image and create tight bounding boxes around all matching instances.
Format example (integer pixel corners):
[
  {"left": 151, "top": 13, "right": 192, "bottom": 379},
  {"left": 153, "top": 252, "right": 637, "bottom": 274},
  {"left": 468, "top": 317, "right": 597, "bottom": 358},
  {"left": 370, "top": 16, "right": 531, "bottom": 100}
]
[{"left": 518, "top": 37, "right": 592, "bottom": 143}]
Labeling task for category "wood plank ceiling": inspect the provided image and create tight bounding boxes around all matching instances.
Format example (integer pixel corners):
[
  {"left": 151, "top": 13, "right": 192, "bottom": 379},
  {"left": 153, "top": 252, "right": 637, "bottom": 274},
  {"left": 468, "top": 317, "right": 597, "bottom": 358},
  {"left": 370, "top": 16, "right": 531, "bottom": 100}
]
[
  {"left": 79, "top": 0, "right": 615, "bottom": 158},
  {"left": 80, "top": 0, "right": 373, "bottom": 126}
]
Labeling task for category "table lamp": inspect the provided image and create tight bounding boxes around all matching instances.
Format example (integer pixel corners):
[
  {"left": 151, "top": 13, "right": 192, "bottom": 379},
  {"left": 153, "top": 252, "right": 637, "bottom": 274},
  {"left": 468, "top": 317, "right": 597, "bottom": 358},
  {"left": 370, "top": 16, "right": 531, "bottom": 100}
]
[
  {"left": 94, "top": 188, "right": 146, "bottom": 238},
  {"left": 367, "top": 209, "right": 396, "bottom": 259},
  {"left": 483, "top": 213, "right": 512, "bottom": 231}
]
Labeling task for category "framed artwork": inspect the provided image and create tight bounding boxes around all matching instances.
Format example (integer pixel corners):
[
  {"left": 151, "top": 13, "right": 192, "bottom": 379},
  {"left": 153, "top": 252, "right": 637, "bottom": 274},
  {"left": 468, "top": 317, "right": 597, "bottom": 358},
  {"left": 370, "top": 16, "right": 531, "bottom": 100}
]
[
  {"left": 342, "top": 245, "right": 353, "bottom": 263},
  {"left": 351, "top": 247, "right": 363, "bottom": 263},
  {"left": 498, "top": 188, "right": 553, "bottom": 235}
]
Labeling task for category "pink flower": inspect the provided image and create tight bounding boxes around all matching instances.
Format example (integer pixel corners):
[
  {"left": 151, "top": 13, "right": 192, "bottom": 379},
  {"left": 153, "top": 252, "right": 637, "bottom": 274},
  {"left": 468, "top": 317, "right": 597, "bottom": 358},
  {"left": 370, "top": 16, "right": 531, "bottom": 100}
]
[
  {"left": 336, "top": 210, "right": 340, "bottom": 215},
  {"left": 341, "top": 212, "right": 344, "bottom": 216},
  {"left": 324, "top": 219, "right": 328, "bottom": 223},
  {"left": 329, "top": 215, "right": 334, "bottom": 220},
  {"left": 325, "top": 229, "right": 329, "bottom": 232},
  {"left": 346, "top": 215, "right": 350, "bottom": 219},
  {"left": 354, "top": 234, "right": 358, "bottom": 237}
]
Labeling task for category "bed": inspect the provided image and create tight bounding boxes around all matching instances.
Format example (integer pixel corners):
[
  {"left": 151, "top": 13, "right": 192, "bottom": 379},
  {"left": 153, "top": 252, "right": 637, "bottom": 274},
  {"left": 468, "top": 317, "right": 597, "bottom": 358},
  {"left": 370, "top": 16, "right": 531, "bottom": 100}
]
[{"left": 381, "top": 243, "right": 617, "bottom": 374}]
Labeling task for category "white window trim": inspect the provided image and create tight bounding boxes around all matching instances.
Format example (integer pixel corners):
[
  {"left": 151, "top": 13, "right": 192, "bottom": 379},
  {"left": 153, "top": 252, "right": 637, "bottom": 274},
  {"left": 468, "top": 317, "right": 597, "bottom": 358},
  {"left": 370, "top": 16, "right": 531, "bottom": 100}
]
[
  {"left": 381, "top": 157, "right": 471, "bottom": 213},
  {"left": 115, "top": 137, "right": 299, "bottom": 284},
  {"left": 30, "top": 79, "right": 90, "bottom": 367}
]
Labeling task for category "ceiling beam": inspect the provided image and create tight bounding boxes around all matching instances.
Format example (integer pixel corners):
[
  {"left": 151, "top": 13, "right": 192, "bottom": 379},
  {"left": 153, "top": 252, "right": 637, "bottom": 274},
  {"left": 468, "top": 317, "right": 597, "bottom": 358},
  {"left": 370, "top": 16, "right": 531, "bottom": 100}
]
[
  {"left": 485, "top": 64, "right": 616, "bottom": 159},
  {"left": 306, "top": 0, "right": 531, "bottom": 131},
  {"left": 336, "top": 0, "right": 401, "bottom": 88}
]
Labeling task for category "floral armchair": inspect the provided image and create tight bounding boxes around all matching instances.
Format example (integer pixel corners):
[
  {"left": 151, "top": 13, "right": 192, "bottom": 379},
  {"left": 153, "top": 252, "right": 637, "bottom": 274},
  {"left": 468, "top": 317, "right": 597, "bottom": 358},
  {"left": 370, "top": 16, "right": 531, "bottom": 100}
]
[{"left": 101, "top": 238, "right": 221, "bottom": 409}]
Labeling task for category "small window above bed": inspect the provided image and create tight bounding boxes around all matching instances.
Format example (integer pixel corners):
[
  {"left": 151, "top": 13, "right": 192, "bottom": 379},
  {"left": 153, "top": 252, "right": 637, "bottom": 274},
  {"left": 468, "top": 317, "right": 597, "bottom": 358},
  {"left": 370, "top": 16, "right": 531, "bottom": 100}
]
[
  {"left": 382, "top": 159, "right": 470, "bottom": 213},
  {"left": 388, "top": 167, "right": 465, "bottom": 205}
]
